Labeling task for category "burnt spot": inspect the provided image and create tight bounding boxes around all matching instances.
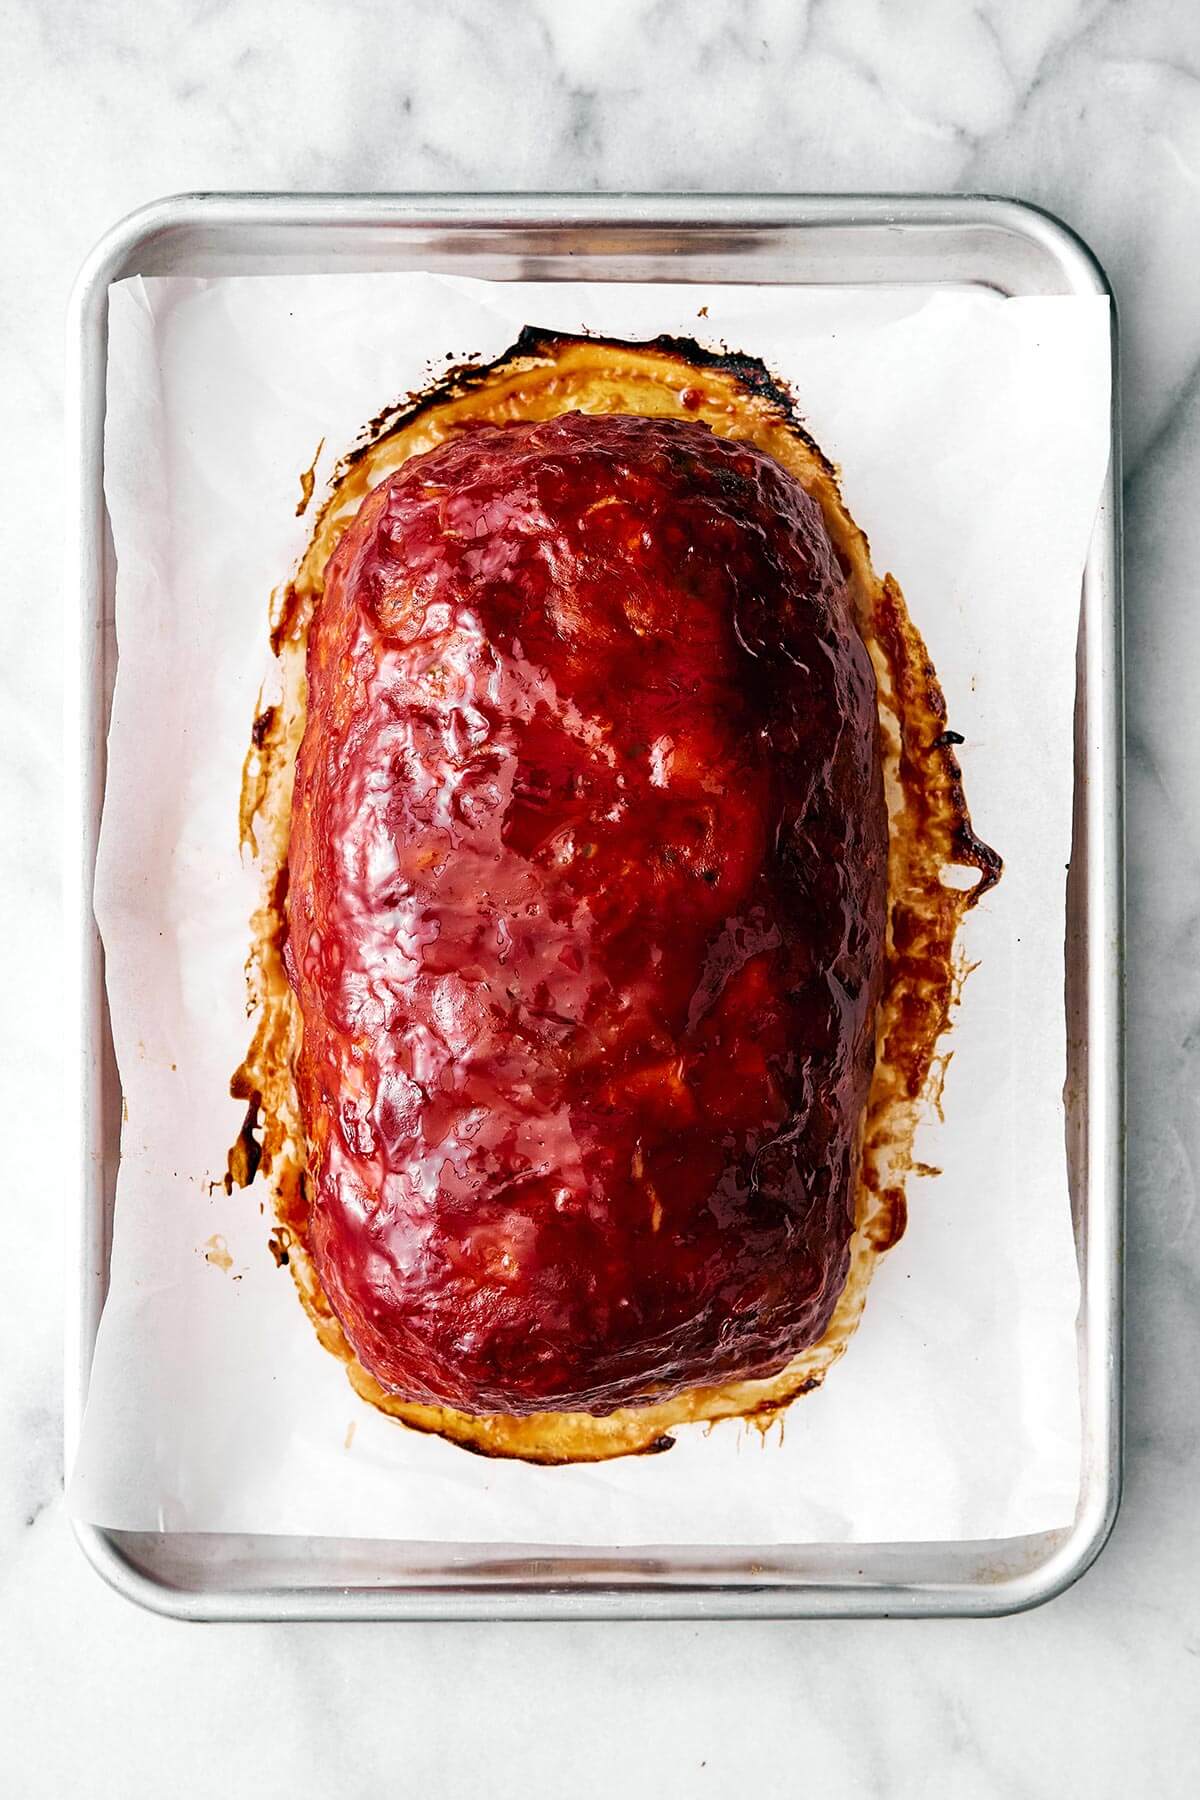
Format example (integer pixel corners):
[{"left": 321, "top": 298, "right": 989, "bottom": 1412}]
[
  {"left": 224, "top": 1077, "right": 263, "bottom": 1193},
  {"left": 267, "top": 1225, "right": 293, "bottom": 1268},
  {"left": 251, "top": 705, "right": 278, "bottom": 750}
]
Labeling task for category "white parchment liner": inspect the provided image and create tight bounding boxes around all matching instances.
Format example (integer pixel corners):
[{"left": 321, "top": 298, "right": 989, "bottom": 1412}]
[{"left": 68, "top": 275, "right": 1111, "bottom": 1543}]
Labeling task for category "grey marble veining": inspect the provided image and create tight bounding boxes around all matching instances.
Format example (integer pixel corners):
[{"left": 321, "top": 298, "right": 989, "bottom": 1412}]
[{"left": 2, "top": 0, "right": 1198, "bottom": 1793}]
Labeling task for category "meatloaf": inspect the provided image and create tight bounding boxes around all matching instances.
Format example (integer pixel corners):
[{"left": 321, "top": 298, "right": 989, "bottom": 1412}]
[{"left": 285, "top": 410, "right": 888, "bottom": 1416}]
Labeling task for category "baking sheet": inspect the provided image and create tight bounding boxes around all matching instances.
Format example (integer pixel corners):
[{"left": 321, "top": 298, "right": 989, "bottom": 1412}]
[{"left": 68, "top": 273, "right": 1111, "bottom": 1544}]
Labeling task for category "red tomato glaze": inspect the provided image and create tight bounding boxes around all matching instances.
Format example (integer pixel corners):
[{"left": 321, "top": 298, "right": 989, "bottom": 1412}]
[{"left": 286, "top": 412, "right": 887, "bottom": 1414}]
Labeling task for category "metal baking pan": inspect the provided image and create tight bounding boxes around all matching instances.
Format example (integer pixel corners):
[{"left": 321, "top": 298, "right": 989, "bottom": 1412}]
[{"left": 65, "top": 192, "right": 1123, "bottom": 1620}]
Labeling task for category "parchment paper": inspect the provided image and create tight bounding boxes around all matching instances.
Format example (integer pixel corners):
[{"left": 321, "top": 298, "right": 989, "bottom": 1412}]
[{"left": 69, "top": 273, "right": 1111, "bottom": 1543}]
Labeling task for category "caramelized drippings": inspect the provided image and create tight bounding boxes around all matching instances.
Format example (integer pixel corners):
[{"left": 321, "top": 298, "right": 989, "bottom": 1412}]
[{"left": 295, "top": 438, "right": 324, "bottom": 518}]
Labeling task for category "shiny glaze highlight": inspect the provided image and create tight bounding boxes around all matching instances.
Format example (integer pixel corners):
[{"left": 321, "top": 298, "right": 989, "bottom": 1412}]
[{"left": 285, "top": 411, "right": 888, "bottom": 1415}]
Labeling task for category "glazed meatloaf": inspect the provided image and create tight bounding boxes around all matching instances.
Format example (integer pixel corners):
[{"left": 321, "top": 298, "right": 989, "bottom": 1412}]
[{"left": 284, "top": 410, "right": 888, "bottom": 1416}]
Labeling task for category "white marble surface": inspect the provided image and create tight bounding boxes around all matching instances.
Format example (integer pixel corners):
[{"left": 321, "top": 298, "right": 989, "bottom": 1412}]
[{"left": 2, "top": 0, "right": 1198, "bottom": 1792}]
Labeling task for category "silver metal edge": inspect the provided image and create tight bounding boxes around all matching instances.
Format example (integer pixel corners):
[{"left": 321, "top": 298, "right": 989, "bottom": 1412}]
[
  {"left": 66, "top": 192, "right": 1123, "bottom": 1621},
  {"left": 65, "top": 205, "right": 175, "bottom": 1478},
  {"left": 64, "top": 208, "right": 147, "bottom": 1610},
  {"left": 58, "top": 1531, "right": 1101, "bottom": 1623},
  {"left": 953, "top": 198, "right": 1124, "bottom": 1617}
]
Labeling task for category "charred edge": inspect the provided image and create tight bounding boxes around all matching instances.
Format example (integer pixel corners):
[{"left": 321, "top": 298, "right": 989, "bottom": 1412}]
[
  {"left": 335, "top": 324, "right": 834, "bottom": 484},
  {"left": 373, "top": 1370, "right": 828, "bottom": 1466},
  {"left": 224, "top": 1081, "right": 263, "bottom": 1193},
  {"left": 865, "top": 1187, "right": 908, "bottom": 1252},
  {"left": 525, "top": 327, "right": 834, "bottom": 483},
  {"left": 388, "top": 1393, "right": 827, "bottom": 1463},
  {"left": 362, "top": 1404, "right": 676, "bottom": 1466},
  {"left": 857, "top": 568, "right": 1002, "bottom": 1237},
  {"left": 619, "top": 331, "right": 803, "bottom": 412},
  {"left": 269, "top": 583, "right": 304, "bottom": 657},
  {"left": 954, "top": 818, "right": 1004, "bottom": 905},
  {"left": 739, "top": 1378, "right": 822, "bottom": 1423},
  {"left": 877, "top": 577, "right": 1003, "bottom": 907},
  {"left": 251, "top": 705, "right": 278, "bottom": 750},
  {"left": 344, "top": 364, "right": 504, "bottom": 466},
  {"left": 268, "top": 1225, "right": 293, "bottom": 1268}
]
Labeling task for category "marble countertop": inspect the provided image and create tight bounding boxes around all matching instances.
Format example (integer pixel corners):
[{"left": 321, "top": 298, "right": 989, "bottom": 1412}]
[{"left": 3, "top": 1, "right": 1198, "bottom": 1793}]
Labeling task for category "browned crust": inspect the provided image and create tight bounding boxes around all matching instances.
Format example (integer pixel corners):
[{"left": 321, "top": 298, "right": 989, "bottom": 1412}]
[{"left": 225, "top": 327, "right": 1000, "bottom": 1464}]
